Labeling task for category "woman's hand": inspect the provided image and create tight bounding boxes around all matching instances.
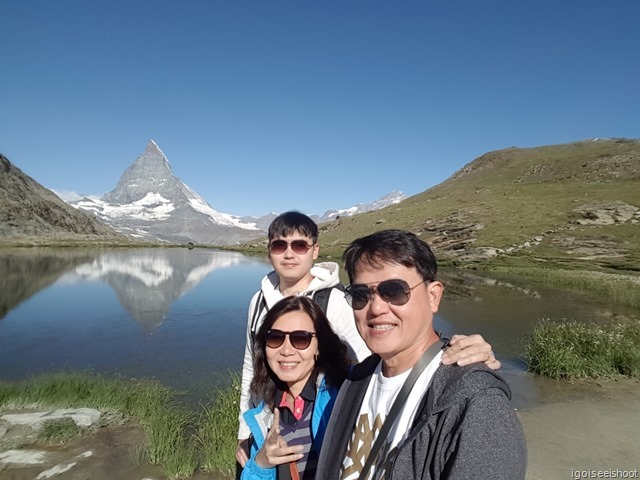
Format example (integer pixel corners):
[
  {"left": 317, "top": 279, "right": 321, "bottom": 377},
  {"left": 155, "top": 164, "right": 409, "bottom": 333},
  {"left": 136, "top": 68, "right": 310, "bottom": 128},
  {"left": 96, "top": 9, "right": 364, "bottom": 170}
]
[
  {"left": 255, "top": 409, "right": 304, "bottom": 469},
  {"left": 441, "top": 334, "right": 501, "bottom": 370},
  {"left": 236, "top": 438, "right": 250, "bottom": 467}
]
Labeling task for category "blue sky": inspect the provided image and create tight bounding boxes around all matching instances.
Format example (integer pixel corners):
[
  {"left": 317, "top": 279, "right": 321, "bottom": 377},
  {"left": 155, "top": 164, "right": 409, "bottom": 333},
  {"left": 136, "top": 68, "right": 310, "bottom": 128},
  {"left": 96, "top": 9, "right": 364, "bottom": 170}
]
[{"left": 1, "top": 1, "right": 638, "bottom": 217}]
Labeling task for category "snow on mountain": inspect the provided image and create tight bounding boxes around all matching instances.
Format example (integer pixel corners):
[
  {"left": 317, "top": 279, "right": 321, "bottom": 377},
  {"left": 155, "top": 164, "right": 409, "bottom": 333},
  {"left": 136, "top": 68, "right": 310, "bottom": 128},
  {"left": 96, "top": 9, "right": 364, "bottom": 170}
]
[
  {"left": 67, "top": 140, "right": 407, "bottom": 244},
  {"left": 318, "top": 190, "right": 407, "bottom": 222},
  {"left": 70, "top": 140, "right": 262, "bottom": 245},
  {"left": 73, "top": 193, "right": 175, "bottom": 221},
  {"left": 183, "top": 182, "right": 257, "bottom": 229}
]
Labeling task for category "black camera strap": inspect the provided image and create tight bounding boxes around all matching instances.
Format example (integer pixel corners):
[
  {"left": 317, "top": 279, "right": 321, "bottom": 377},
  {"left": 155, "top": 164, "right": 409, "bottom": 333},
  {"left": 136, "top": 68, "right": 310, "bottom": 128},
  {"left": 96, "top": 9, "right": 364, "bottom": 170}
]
[{"left": 359, "top": 338, "right": 446, "bottom": 480}]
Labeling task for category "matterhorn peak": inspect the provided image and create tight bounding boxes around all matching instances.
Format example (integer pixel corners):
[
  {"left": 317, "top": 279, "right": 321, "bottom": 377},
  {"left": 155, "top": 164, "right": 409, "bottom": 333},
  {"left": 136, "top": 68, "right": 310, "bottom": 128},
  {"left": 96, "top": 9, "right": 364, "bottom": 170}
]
[
  {"left": 102, "top": 140, "right": 174, "bottom": 204},
  {"left": 134, "top": 139, "right": 171, "bottom": 173},
  {"left": 146, "top": 139, "right": 165, "bottom": 157},
  {"left": 81, "top": 140, "right": 262, "bottom": 245}
]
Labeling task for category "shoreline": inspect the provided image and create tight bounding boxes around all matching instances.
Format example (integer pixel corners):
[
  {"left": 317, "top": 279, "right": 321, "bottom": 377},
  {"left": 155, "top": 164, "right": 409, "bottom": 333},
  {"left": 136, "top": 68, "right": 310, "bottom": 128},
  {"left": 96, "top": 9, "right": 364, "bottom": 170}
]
[
  {"left": 517, "top": 378, "right": 640, "bottom": 480},
  {"left": 2, "top": 379, "right": 638, "bottom": 479}
]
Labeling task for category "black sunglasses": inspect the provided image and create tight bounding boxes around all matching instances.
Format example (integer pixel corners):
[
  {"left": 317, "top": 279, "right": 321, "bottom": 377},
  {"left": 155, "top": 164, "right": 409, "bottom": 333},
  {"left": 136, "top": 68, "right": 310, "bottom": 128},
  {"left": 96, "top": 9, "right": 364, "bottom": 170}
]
[
  {"left": 268, "top": 239, "right": 314, "bottom": 255},
  {"left": 344, "top": 279, "right": 428, "bottom": 310},
  {"left": 266, "top": 329, "right": 317, "bottom": 350}
]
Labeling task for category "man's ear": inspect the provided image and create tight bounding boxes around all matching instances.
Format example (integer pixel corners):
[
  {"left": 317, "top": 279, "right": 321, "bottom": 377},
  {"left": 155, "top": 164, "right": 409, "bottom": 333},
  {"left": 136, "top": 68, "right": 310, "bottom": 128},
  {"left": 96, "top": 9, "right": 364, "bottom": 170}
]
[
  {"left": 312, "top": 243, "right": 319, "bottom": 260},
  {"left": 428, "top": 281, "right": 444, "bottom": 313}
]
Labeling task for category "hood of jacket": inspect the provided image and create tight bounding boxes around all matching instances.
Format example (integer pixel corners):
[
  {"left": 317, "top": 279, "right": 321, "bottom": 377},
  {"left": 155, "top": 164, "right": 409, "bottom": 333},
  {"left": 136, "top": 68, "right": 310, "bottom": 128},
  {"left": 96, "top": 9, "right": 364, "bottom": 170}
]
[{"left": 260, "top": 261, "right": 341, "bottom": 308}]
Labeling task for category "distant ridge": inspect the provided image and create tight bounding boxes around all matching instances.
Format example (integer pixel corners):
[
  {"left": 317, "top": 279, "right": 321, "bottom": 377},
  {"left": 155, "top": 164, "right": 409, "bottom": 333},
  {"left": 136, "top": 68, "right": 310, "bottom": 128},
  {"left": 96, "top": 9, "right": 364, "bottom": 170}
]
[
  {"left": 0, "top": 141, "right": 415, "bottom": 247},
  {"left": 318, "top": 190, "right": 407, "bottom": 222},
  {"left": 0, "top": 153, "right": 124, "bottom": 244},
  {"left": 69, "top": 140, "right": 407, "bottom": 245},
  {"left": 313, "top": 138, "right": 640, "bottom": 269}
]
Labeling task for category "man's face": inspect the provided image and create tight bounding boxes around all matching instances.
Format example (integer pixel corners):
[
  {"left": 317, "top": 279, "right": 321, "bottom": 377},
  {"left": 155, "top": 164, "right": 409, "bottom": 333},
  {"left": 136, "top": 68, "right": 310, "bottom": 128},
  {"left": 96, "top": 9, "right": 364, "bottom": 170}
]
[
  {"left": 351, "top": 260, "right": 443, "bottom": 368},
  {"left": 268, "top": 231, "right": 319, "bottom": 285}
]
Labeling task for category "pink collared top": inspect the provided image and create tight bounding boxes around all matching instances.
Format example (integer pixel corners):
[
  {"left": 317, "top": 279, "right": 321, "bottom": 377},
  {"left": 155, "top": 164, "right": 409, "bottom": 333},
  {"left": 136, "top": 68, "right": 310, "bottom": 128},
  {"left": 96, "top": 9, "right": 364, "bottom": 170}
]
[{"left": 278, "top": 391, "right": 306, "bottom": 421}]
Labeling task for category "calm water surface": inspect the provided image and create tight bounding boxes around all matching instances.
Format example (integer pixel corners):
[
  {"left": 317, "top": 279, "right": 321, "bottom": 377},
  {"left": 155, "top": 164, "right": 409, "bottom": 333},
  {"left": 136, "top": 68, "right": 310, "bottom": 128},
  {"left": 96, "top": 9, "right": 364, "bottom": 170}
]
[{"left": 1, "top": 247, "right": 635, "bottom": 408}]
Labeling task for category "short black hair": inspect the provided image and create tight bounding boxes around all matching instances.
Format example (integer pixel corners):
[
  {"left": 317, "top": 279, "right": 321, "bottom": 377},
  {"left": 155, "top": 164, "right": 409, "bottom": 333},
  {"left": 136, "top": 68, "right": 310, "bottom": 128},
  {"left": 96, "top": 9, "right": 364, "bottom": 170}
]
[
  {"left": 268, "top": 211, "right": 319, "bottom": 243},
  {"left": 342, "top": 229, "right": 438, "bottom": 284}
]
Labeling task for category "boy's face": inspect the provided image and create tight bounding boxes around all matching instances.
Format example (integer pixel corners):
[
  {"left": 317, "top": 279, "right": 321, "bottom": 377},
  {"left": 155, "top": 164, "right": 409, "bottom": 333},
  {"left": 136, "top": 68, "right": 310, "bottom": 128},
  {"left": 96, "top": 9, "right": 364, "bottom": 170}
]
[{"left": 268, "top": 231, "right": 319, "bottom": 285}]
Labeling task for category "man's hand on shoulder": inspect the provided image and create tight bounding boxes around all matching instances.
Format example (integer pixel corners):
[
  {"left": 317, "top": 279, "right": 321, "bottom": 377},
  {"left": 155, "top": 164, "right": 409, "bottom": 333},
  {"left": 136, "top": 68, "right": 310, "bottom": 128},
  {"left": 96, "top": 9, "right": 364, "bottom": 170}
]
[{"left": 441, "top": 334, "right": 501, "bottom": 370}]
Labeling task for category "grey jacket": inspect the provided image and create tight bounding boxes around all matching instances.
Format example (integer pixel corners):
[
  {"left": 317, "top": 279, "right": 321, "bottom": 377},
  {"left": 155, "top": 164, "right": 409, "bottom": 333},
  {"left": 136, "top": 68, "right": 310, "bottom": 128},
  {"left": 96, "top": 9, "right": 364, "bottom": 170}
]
[{"left": 316, "top": 354, "right": 527, "bottom": 479}]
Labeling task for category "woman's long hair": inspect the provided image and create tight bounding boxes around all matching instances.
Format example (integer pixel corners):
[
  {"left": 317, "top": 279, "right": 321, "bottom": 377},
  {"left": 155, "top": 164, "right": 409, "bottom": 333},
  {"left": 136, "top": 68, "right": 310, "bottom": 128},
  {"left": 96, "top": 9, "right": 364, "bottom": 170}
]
[{"left": 251, "top": 295, "right": 350, "bottom": 409}]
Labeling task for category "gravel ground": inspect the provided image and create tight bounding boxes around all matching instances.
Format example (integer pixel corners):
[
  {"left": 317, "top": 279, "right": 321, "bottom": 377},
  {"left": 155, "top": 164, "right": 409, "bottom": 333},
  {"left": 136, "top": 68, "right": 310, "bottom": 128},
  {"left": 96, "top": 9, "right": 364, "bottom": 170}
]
[{"left": 518, "top": 379, "right": 640, "bottom": 480}]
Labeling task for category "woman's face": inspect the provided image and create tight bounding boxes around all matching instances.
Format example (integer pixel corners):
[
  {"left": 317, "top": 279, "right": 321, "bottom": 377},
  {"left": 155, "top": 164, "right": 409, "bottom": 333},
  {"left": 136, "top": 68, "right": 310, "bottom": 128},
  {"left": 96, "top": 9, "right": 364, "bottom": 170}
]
[{"left": 266, "top": 310, "right": 318, "bottom": 395}]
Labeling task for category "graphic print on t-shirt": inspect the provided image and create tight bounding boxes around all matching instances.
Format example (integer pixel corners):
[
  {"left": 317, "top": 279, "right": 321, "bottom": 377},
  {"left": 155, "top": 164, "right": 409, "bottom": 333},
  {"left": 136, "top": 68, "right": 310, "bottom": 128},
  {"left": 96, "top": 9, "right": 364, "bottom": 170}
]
[{"left": 341, "top": 412, "right": 383, "bottom": 479}]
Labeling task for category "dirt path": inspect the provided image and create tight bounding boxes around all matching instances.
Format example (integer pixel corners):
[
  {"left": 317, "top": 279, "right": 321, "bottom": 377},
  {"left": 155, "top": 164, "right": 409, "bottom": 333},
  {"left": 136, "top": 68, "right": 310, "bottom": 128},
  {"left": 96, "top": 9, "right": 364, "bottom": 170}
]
[{"left": 518, "top": 379, "right": 640, "bottom": 480}]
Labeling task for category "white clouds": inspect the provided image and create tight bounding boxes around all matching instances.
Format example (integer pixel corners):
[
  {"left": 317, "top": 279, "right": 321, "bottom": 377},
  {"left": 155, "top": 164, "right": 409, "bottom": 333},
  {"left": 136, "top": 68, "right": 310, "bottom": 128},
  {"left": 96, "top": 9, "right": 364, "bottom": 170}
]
[{"left": 50, "top": 189, "right": 86, "bottom": 202}]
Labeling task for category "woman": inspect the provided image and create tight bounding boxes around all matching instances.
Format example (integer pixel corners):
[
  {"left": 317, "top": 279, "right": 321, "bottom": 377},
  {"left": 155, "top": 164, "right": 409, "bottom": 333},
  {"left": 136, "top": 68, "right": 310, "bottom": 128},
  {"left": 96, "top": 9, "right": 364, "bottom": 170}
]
[{"left": 241, "top": 295, "right": 350, "bottom": 480}]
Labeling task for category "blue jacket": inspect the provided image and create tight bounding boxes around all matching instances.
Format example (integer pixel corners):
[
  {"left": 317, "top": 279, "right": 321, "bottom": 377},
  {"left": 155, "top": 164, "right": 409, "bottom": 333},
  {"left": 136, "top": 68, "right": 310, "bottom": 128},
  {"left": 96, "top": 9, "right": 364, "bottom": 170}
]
[{"left": 241, "top": 374, "right": 339, "bottom": 480}]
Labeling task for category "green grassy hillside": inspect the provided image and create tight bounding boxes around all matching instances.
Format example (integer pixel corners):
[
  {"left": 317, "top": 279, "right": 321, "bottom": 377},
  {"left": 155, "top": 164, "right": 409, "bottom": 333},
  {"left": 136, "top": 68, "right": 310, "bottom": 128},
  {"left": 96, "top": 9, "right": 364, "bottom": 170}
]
[{"left": 314, "top": 138, "right": 639, "bottom": 272}]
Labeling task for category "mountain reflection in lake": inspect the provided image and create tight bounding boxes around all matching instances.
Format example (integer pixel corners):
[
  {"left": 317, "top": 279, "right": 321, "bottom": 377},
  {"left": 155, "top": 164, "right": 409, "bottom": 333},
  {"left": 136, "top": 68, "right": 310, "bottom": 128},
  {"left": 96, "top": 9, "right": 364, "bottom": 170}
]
[
  {"left": 0, "top": 248, "right": 272, "bottom": 403},
  {"left": 1, "top": 248, "right": 636, "bottom": 407}
]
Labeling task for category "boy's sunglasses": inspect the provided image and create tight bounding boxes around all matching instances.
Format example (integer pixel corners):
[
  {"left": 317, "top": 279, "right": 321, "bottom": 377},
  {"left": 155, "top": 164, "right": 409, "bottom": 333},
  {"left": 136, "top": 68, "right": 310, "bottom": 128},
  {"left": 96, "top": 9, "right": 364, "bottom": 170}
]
[
  {"left": 265, "top": 329, "right": 317, "bottom": 350},
  {"left": 268, "top": 240, "right": 314, "bottom": 255},
  {"left": 344, "top": 279, "right": 428, "bottom": 310}
]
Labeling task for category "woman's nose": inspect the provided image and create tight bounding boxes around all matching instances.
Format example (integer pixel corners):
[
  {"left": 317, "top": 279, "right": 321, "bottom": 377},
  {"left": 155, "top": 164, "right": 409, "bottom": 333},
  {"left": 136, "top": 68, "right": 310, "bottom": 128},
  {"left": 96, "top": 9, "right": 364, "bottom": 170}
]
[{"left": 280, "top": 337, "right": 296, "bottom": 354}]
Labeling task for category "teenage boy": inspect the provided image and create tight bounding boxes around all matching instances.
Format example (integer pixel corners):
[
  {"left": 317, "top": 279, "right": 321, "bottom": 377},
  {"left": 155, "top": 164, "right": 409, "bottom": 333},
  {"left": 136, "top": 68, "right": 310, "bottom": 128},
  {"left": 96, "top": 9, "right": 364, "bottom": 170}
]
[
  {"left": 316, "top": 229, "right": 527, "bottom": 479},
  {"left": 236, "top": 212, "right": 501, "bottom": 466}
]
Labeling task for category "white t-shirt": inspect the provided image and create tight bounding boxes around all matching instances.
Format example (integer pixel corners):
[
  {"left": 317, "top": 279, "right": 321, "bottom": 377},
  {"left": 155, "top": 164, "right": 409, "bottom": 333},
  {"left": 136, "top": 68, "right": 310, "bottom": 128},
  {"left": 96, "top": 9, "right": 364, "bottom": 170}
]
[{"left": 340, "top": 351, "right": 443, "bottom": 480}]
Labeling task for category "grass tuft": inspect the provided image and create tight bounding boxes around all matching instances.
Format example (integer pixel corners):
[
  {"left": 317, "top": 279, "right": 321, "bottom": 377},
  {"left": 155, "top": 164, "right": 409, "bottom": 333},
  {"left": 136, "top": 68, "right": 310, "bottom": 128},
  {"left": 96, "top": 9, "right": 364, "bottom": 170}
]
[
  {"left": 0, "top": 373, "right": 200, "bottom": 479},
  {"left": 38, "top": 417, "right": 84, "bottom": 444},
  {"left": 525, "top": 319, "right": 640, "bottom": 379},
  {"left": 196, "top": 371, "right": 242, "bottom": 477}
]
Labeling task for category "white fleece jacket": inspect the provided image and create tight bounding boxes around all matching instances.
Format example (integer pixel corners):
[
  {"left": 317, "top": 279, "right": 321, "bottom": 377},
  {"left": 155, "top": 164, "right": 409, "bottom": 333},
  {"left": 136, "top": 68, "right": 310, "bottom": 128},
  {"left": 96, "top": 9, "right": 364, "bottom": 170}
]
[{"left": 237, "top": 261, "right": 370, "bottom": 440}]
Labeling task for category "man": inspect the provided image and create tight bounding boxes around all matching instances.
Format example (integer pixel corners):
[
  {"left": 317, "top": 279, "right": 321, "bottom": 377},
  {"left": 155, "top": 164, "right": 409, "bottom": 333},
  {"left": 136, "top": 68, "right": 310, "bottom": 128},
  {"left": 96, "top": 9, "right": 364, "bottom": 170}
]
[
  {"left": 316, "top": 229, "right": 527, "bottom": 479},
  {"left": 236, "top": 213, "right": 502, "bottom": 467}
]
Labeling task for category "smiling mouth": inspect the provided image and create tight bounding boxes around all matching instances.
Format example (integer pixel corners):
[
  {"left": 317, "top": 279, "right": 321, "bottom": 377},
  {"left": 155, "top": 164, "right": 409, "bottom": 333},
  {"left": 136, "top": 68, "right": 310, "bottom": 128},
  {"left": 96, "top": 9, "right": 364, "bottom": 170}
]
[
  {"left": 369, "top": 324, "right": 395, "bottom": 331},
  {"left": 279, "top": 362, "right": 299, "bottom": 367}
]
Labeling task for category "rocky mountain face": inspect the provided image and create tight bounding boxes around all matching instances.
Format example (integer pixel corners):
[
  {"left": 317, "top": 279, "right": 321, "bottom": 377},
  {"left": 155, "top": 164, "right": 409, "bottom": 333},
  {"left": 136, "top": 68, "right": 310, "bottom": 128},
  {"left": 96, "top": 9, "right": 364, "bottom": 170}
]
[
  {"left": 0, "top": 154, "right": 124, "bottom": 245},
  {"left": 71, "top": 141, "right": 264, "bottom": 245}
]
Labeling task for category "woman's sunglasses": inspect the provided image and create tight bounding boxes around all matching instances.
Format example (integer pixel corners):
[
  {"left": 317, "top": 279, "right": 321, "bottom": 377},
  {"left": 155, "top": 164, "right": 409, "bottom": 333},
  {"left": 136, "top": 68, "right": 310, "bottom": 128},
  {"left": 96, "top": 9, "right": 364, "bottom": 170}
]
[
  {"left": 265, "top": 329, "right": 317, "bottom": 350},
  {"left": 344, "top": 279, "right": 428, "bottom": 310},
  {"left": 268, "top": 239, "right": 314, "bottom": 255}
]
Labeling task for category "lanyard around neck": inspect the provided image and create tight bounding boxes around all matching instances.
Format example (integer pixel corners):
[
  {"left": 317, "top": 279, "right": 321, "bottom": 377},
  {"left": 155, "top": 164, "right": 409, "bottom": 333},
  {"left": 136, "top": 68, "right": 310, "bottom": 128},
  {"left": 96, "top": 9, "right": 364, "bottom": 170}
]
[{"left": 359, "top": 338, "right": 447, "bottom": 480}]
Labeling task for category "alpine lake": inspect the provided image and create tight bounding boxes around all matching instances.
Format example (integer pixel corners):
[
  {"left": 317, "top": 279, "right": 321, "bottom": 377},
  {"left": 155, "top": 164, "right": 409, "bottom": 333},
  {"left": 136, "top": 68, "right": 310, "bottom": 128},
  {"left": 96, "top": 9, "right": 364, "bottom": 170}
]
[{"left": 1, "top": 247, "right": 637, "bottom": 409}]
